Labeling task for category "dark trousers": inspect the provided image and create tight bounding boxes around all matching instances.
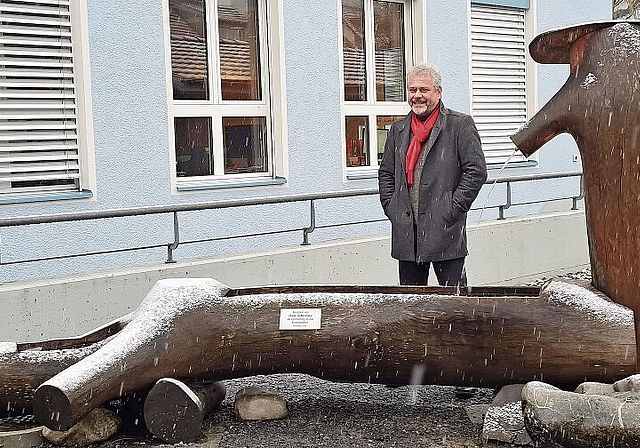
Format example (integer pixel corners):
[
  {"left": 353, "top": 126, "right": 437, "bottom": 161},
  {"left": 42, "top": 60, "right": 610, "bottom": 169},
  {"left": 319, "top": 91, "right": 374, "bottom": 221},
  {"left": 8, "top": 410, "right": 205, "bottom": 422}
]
[{"left": 399, "top": 257, "right": 467, "bottom": 286}]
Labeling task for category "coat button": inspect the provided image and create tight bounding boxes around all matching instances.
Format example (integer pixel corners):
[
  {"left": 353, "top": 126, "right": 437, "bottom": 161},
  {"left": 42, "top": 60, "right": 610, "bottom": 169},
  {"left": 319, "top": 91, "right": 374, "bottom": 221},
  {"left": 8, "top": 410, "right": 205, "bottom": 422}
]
[{"left": 405, "top": 211, "right": 411, "bottom": 217}]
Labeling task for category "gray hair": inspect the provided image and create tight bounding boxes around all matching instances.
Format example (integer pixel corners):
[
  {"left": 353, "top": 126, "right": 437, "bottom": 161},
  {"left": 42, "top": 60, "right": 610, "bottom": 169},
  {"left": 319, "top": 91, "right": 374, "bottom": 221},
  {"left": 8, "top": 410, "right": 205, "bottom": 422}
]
[{"left": 406, "top": 63, "right": 443, "bottom": 90}]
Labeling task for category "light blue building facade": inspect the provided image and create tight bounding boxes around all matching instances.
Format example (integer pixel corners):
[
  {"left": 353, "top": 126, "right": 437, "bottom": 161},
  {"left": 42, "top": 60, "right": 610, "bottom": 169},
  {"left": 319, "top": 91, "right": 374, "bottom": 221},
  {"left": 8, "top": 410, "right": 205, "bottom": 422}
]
[{"left": 0, "top": 0, "right": 612, "bottom": 283}]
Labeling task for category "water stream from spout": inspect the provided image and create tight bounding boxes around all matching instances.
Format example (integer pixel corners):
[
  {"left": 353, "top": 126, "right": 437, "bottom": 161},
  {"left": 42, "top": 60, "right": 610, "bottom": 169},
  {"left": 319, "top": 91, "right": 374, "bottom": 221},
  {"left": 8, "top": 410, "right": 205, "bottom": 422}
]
[
  {"left": 473, "top": 148, "right": 521, "bottom": 230},
  {"left": 463, "top": 148, "right": 521, "bottom": 284}
]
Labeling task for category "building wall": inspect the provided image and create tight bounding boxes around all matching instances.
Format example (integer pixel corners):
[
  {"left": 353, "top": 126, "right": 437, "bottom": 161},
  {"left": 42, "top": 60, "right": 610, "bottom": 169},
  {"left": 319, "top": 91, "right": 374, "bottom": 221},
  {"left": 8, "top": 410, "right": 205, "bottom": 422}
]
[{"left": 0, "top": 0, "right": 610, "bottom": 284}]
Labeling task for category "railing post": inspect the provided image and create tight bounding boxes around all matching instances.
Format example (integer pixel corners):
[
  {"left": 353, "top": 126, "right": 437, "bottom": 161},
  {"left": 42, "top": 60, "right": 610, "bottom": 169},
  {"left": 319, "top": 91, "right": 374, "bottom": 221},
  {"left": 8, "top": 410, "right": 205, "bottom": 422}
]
[
  {"left": 572, "top": 175, "right": 584, "bottom": 210},
  {"left": 166, "top": 212, "right": 180, "bottom": 263},
  {"left": 302, "top": 200, "right": 316, "bottom": 245},
  {"left": 498, "top": 182, "right": 512, "bottom": 220}
]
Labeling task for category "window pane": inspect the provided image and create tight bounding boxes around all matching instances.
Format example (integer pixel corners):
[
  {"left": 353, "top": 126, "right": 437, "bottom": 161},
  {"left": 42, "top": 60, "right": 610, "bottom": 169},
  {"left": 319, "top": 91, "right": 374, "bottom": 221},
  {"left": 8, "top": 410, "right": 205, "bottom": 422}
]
[
  {"left": 169, "top": 0, "right": 209, "bottom": 100},
  {"left": 374, "top": 1, "right": 405, "bottom": 102},
  {"left": 223, "top": 117, "right": 267, "bottom": 173},
  {"left": 342, "top": 0, "right": 367, "bottom": 101},
  {"left": 175, "top": 117, "right": 213, "bottom": 177},
  {"left": 219, "top": 0, "right": 262, "bottom": 100},
  {"left": 345, "top": 116, "right": 369, "bottom": 167},
  {"left": 376, "top": 115, "right": 403, "bottom": 164}
]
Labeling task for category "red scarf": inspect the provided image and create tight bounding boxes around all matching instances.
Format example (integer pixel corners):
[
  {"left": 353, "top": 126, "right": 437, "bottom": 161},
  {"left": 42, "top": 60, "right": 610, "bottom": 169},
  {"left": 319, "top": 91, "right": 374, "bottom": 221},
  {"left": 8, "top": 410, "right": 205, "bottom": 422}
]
[{"left": 405, "top": 105, "right": 440, "bottom": 186}]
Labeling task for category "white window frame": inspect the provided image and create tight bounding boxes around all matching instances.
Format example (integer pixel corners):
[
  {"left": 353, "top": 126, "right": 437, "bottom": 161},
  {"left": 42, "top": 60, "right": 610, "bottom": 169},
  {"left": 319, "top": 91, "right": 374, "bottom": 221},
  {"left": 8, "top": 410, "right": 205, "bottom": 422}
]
[
  {"left": 0, "top": 0, "right": 95, "bottom": 203},
  {"left": 339, "top": 0, "right": 413, "bottom": 179},
  {"left": 469, "top": 1, "right": 537, "bottom": 167},
  {"left": 163, "top": 0, "right": 287, "bottom": 191}
]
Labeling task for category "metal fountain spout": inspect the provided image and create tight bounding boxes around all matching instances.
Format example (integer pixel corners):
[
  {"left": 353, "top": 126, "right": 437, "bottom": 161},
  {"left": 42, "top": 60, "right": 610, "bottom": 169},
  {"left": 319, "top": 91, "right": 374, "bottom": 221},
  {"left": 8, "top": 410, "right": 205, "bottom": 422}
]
[{"left": 511, "top": 20, "right": 640, "bottom": 367}]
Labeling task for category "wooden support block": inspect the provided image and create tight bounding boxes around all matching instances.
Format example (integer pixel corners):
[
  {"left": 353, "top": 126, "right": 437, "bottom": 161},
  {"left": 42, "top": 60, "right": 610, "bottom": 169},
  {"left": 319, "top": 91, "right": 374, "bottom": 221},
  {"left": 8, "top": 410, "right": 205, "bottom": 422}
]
[{"left": 143, "top": 378, "right": 226, "bottom": 443}]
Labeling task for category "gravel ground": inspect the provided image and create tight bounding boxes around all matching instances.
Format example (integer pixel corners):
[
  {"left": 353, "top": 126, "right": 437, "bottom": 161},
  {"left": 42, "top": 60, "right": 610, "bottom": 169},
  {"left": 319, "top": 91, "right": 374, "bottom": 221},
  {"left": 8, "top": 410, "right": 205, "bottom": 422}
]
[
  {"left": 209, "top": 375, "right": 495, "bottom": 448},
  {"left": 2, "top": 378, "right": 499, "bottom": 448},
  {"left": 3, "top": 269, "right": 593, "bottom": 448},
  {"left": 90, "top": 376, "right": 498, "bottom": 448}
]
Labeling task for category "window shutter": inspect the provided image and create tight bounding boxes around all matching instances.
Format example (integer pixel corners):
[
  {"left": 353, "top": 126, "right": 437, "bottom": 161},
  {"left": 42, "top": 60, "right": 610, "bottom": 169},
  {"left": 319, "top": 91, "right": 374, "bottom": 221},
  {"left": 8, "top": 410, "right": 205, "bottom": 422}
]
[
  {"left": 470, "top": 3, "right": 528, "bottom": 165},
  {"left": 0, "top": 0, "right": 80, "bottom": 195}
]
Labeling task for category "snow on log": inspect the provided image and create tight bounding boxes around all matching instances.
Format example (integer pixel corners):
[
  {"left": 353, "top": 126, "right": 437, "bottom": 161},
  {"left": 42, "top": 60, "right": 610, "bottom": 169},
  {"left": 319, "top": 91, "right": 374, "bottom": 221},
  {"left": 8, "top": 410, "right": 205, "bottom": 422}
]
[{"left": 0, "top": 314, "right": 131, "bottom": 416}]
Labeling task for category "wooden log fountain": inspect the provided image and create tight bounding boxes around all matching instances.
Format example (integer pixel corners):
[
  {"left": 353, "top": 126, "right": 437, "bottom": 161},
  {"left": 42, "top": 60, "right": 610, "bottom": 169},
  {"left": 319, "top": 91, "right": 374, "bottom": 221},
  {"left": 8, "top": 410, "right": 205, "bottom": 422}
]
[
  {"left": 31, "top": 278, "right": 636, "bottom": 431},
  {"left": 510, "top": 20, "right": 640, "bottom": 365}
]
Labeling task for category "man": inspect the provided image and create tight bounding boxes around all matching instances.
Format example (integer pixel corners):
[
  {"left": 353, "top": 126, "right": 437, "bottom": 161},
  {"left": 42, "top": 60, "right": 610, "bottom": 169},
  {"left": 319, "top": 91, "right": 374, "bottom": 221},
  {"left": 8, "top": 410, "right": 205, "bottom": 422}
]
[{"left": 378, "top": 63, "right": 487, "bottom": 286}]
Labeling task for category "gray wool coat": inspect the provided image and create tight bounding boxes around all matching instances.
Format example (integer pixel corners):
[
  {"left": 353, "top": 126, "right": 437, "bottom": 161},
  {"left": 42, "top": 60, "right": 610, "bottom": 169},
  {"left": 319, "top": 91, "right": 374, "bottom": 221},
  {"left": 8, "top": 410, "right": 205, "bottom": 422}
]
[{"left": 378, "top": 103, "right": 487, "bottom": 263}]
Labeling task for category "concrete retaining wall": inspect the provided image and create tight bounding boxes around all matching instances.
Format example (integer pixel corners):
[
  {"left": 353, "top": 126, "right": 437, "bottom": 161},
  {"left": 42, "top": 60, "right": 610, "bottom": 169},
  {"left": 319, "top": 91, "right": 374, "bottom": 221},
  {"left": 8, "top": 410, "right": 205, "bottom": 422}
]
[{"left": 0, "top": 210, "right": 589, "bottom": 342}]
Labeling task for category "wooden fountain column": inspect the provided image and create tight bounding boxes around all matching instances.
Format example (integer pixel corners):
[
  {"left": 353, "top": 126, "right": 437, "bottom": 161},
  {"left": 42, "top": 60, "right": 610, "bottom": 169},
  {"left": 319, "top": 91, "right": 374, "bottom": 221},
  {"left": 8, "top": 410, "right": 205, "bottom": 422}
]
[{"left": 511, "top": 21, "right": 640, "bottom": 366}]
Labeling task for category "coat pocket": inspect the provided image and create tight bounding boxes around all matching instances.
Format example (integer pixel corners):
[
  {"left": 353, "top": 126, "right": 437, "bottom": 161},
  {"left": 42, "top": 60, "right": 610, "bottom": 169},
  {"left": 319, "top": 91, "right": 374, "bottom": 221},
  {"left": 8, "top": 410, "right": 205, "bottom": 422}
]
[
  {"left": 382, "top": 190, "right": 396, "bottom": 218},
  {"left": 443, "top": 191, "right": 456, "bottom": 225}
]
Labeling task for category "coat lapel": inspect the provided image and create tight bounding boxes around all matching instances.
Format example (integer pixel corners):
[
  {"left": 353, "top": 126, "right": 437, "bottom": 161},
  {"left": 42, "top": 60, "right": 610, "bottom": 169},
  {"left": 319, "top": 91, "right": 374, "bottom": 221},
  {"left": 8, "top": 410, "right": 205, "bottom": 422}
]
[{"left": 421, "top": 103, "right": 446, "bottom": 159}]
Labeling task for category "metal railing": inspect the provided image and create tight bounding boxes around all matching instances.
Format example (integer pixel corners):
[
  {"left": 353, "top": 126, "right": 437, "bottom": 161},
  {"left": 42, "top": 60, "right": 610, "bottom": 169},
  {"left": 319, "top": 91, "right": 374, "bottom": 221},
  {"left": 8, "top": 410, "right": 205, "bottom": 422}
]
[
  {"left": 487, "top": 170, "right": 584, "bottom": 219},
  {"left": 0, "top": 171, "right": 583, "bottom": 267}
]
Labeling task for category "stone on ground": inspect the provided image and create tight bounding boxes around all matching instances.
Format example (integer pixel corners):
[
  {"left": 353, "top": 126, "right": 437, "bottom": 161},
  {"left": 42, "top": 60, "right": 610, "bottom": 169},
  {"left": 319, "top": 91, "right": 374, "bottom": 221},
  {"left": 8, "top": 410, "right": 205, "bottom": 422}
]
[
  {"left": 42, "top": 407, "right": 121, "bottom": 446},
  {"left": 482, "top": 384, "right": 532, "bottom": 446},
  {"left": 234, "top": 386, "right": 288, "bottom": 421},
  {"left": 491, "top": 384, "right": 525, "bottom": 406},
  {"left": 464, "top": 404, "right": 489, "bottom": 426},
  {"left": 522, "top": 380, "right": 640, "bottom": 448},
  {"left": 613, "top": 374, "right": 640, "bottom": 392},
  {"left": 0, "top": 426, "right": 45, "bottom": 448},
  {"left": 574, "top": 381, "right": 615, "bottom": 395}
]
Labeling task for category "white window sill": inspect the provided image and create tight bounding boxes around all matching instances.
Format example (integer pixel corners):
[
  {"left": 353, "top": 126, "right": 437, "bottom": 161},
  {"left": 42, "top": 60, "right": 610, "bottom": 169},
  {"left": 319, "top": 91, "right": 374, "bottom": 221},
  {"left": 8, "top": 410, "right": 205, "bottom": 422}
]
[
  {"left": 0, "top": 190, "right": 94, "bottom": 206},
  {"left": 177, "top": 176, "right": 287, "bottom": 191},
  {"left": 346, "top": 169, "right": 378, "bottom": 180}
]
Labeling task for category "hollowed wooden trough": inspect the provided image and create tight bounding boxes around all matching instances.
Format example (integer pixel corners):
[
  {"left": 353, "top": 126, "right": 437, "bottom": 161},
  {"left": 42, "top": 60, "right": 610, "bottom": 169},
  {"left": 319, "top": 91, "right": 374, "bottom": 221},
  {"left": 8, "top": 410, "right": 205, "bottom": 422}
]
[{"left": 0, "top": 278, "right": 631, "bottom": 430}]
